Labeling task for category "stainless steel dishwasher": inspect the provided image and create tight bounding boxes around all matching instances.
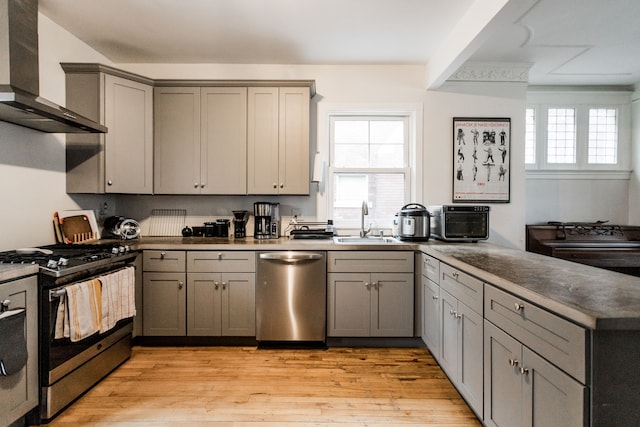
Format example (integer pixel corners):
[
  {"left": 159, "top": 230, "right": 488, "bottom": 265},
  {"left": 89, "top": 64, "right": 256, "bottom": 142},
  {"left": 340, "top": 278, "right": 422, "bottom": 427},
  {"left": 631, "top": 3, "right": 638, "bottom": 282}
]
[{"left": 256, "top": 251, "right": 326, "bottom": 342}]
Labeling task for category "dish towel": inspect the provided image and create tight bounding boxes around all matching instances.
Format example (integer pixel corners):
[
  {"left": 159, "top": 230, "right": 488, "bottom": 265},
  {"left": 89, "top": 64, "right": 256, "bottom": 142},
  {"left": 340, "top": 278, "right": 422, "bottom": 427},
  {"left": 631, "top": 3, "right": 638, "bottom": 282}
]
[
  {"left": 0, "top": 308, "right": 27, "bottom": 376},
  {"left": 54, "top": 279, "right": 102, "bottom": 342},
  {"left": 99, "top": 266, "right": 136, "bottom": 333}
]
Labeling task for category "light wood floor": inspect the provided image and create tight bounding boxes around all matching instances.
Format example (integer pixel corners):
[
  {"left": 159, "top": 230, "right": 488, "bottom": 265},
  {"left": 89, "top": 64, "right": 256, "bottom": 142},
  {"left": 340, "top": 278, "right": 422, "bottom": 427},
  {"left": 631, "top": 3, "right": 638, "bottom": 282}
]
[{"left": 43, "top": 345, "right": 482, "bottom": 426}]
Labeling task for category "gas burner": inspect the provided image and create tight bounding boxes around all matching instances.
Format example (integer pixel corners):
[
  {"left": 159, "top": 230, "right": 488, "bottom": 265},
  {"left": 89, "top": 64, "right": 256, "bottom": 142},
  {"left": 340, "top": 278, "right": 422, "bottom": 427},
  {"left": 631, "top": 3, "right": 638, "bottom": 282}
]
[{"left": 547, "top": 221, "right": 624, "bottom": 238}]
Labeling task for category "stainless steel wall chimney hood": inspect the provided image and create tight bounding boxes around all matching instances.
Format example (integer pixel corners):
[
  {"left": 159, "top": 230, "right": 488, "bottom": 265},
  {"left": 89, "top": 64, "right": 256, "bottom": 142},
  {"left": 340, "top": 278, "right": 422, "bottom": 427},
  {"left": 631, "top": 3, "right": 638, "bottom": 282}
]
[{"left": 0, "top": 0, "right": 106, "bottom": 133}]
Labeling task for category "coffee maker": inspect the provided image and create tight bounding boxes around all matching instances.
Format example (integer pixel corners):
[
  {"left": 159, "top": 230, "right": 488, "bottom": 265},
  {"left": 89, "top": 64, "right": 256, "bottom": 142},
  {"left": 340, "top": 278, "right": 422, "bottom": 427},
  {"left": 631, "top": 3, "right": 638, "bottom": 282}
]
[
  {"left": 270, "top": 203, "right": 281, "bottom": 238},
  {"left": 253, "top": 202, "right": 272, "bottom": 239},
  {"left": 232, "top": 210, "right": 249, "bottom": 238}
]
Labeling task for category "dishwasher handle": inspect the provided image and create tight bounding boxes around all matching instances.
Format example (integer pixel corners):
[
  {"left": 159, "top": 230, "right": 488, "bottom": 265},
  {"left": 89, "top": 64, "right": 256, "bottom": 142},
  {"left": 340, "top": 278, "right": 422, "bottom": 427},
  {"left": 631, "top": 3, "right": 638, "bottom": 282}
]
[{"left": 259, "top": 252, "right": 324, "bottom": 264}]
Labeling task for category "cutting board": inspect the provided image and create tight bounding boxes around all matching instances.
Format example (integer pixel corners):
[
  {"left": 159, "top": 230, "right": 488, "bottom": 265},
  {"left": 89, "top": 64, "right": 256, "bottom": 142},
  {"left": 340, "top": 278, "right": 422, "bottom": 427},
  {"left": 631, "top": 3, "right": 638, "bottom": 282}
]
[{"left": 59, "top": 215, "right": 94, "bottom": 243}]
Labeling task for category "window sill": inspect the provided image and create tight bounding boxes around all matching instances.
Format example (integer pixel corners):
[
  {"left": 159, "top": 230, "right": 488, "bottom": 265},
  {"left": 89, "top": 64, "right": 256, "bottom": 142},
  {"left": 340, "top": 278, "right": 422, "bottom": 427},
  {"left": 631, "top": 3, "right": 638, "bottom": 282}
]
[{"left": 525, "top": 169, "right": 631, "bottom": 180}]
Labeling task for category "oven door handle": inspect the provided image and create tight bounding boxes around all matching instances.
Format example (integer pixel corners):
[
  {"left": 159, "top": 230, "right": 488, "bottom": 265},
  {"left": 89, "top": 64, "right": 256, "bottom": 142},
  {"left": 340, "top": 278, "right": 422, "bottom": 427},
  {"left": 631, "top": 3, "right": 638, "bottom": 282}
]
[{"left": 48, "top": 288, "right": 67, "bottom": 302}]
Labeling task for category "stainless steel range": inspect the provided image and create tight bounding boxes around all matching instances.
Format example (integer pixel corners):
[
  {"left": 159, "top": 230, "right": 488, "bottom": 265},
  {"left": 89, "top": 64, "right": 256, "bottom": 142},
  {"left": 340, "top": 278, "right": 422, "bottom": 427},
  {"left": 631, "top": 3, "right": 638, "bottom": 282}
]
[{"left": 0, "top": 244, "right": 138, "bottom": 423}]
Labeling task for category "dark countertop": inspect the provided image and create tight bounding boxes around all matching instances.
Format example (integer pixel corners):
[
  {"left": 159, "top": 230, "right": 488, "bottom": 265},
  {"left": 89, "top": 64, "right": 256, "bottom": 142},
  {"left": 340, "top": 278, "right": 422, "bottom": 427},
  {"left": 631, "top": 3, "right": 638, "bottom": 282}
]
[{"left": 123, "top": 236, "right": 640, "bottom": 331}]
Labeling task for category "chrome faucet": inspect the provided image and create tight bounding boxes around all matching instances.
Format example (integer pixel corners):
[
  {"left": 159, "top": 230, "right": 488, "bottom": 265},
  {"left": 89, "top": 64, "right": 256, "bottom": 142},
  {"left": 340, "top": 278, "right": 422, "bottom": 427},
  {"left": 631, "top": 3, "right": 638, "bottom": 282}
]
[{"left": 360, "top": 200, "right": 371, "bottom": 237}]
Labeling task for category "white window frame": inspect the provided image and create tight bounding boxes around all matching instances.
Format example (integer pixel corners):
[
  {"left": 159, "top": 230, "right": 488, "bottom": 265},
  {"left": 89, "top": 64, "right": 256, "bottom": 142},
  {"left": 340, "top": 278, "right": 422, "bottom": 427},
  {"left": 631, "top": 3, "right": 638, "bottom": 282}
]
[
  {"left": 526, "top": 89, "right": 631, "bottom": 179},
  {"left": 316, "top": 103, "right": 421, "bottom": 234}
]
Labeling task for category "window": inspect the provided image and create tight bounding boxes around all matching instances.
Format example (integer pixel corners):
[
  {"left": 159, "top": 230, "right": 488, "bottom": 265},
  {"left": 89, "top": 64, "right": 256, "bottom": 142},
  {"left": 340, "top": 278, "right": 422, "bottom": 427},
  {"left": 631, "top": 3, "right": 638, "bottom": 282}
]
[
  {"left": 547, "top": 108, "right": 576, "bottom": 164},
  {"left": 588, "top": 108, "right": 617, "bottom": 164},
  {"left": 330, "top": 115, "right": 410, "bottom": 230},
  {"left": 525, "top": 90, "right": 630, "bottom": 175}
]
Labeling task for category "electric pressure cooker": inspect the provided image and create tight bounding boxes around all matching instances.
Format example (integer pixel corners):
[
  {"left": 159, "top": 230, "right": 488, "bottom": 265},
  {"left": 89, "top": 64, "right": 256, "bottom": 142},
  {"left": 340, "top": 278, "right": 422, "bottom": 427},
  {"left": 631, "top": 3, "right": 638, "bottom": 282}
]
[{"left": 395, "top": 203, "right": 430, "bottom": 241}]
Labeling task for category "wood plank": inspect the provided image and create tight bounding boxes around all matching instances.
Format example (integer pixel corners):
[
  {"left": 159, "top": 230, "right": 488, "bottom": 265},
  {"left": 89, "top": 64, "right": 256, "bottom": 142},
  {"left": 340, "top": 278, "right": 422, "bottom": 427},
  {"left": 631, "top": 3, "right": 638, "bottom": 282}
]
[{"left": 39, "top": 346, "right": 481, "bottom": 426}]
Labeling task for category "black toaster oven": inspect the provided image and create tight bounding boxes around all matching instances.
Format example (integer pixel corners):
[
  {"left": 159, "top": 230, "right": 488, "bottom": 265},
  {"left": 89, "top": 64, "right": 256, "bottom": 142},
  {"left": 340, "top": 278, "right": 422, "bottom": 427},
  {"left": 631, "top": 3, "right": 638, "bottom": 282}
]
[{"left": 428, "top": 205, "right": 490, "bottom": 242}]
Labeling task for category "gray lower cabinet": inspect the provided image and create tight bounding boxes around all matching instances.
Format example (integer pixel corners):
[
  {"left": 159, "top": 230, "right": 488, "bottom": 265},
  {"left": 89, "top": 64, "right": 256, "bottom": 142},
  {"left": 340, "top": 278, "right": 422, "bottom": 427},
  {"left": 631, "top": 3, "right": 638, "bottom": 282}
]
[
  {"left": 0, "top": 274, "right": 38, "bottom": 426},
  {"left": 142, "top": 251, "right": 187, "bottom": 336},
  {"left": 484, "top": 320, "right": 586, "bottom": 427},
  {"left": 187, "top": 272, "right": 255, "bottom": 336},
  {"left": 420, "top": 253, "right": 441, "bottom": 360},
  {"left": 439, "top": 288, "right": 484, "bottom": 417},
  {"left": 327, "top": 251, "right": 414, "bottom": 337}
]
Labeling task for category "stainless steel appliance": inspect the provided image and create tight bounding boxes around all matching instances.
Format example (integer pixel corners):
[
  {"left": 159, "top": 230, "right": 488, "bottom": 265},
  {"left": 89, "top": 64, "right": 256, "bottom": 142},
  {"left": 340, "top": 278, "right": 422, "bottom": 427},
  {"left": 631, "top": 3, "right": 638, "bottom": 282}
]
[
  {"left": 428, "top": 205, "right": 490, "bottom": 242},
  {"left": 256, "top": 252, "right": 326, "bottom": 342},
  {"left": 103, "top": 216, "right": 141, "bottom": 240},
  {"left": 254, "top": 202, "right": 272, "bottom": 239},
  {"left": 0, "top": 0, "right": 106, "bottom": 133},
  {"left": 0, "top": 244, "right": 137, "bottom": 423},
  {"left": 270, "top": 203, "right": 281, "bottom": 238},
  {"left": 395, "top": 203, "right": 431, "bottom": 241}
]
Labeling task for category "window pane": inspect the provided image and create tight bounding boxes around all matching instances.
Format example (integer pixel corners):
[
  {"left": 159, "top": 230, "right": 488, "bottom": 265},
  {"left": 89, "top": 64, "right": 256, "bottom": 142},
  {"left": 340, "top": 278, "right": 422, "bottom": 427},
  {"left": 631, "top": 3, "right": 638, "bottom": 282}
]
[
  {"left": 588, "top": 108, "right": 617, "bottom": 164},
  {"left": 333, "top": 119, "right": 405, "bottom": 168},
  {"left": 332, "top": 173, "right": 405, "bottom": 229},
  {"left": 334, "top": 121, "right": 369, "bottom": 167},
  {"left": 547, "top": 108, "right": 576, "bottom": 163},
  {"left": 525, "top": 108, "right": 536, "bottom": 164}
]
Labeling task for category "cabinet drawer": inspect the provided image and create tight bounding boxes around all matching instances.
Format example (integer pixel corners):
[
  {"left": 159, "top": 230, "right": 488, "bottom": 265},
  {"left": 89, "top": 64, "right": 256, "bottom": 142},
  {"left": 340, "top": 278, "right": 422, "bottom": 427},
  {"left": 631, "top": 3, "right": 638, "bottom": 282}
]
[
  {"left": 328, "top": 251, "right": 413, "bottom": 273},
  {"left": 187, "top": 251, "right": 256, "bottom": 273},
  {"left": 484, "top": 284, "right": 587, "bottom": 383},
  {"left": 143, "top": 250, "right": 186, "bottom": 272},
  {"left": 421, "top": 253, "right": 440, "bottom": 283},
  {"left": 440, "top": 263, "right": 483, "bottom": 314}
]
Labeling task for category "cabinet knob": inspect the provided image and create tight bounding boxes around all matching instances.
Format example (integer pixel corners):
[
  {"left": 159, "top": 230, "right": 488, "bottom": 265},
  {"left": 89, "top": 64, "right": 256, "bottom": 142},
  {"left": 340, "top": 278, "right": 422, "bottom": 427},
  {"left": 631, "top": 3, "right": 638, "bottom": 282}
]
[
  {"left": 273, "top": 183, "right": 277, "bottom": 189},
  {"left": 194, "top": 183, "right": 199, "bottom": 188},
  {"left": 432, "top": 295, "right": 439, "bottom": 301},
  {"left": 215, "top": 282, "right": 219, "bottom": 290},
  {"left": 160, "top": 252, "right": 166, "bottom": 259},
  {"left": 508, "top": 358, "right": 519, "bottom": 367},
  {"left": 449, "top": 309, "right": 455, "bottom": 316},
  {"left": 514, "top": 302, "right": 525, "bottom": 311},
  {"left": 201, "top": 183, "right": 205, "bottom": 188},
  {"left": 107, "top": 180, "right": 113, "bottom": 186},
  {"left": 218, "top": 253, "right": 223, "bottom": 260},
  {"left": 455, "top": 312, "right": 463, "bottom": 319},
  {"left": 178, "top": 281, "right": 184, "bottom": 290},
  {"left": 280, "top": 183, "right": 284, "bottom": 189},
  {"left": 365, "top": 282, "right": 371, "bottom": 289},
  {"left": 222, "top": 281, "right": 227, "bottom": 290},
  {"left": 519, "top": 367, "right": 530, "bottom": 376},
  {"left": 452, "top": 272, "right": 459, "bottom": 279}
]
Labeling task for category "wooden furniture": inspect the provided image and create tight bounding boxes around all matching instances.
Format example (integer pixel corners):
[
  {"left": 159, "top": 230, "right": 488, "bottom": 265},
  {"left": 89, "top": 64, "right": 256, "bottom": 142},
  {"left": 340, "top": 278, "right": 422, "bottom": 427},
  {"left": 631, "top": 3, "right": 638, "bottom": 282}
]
[
  {"left": 63, "top": 63, "right": 154, "bottom": 194},
  {"left": 186, "top": 251, "right": 255, "bottom": 336},
  {"left": 0, "top": 272, "right": 38, "bottom": 426},
  {"left": 327, "top": 251, "right": 414, "bottom": 337}
]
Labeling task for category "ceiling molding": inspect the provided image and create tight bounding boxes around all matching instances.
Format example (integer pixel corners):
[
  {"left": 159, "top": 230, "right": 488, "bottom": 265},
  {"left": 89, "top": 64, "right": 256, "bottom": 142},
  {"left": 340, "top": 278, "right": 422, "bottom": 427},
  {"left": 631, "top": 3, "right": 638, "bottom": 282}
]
[{"left": 448, "top": 62, "right": 532, "bottom": 83}]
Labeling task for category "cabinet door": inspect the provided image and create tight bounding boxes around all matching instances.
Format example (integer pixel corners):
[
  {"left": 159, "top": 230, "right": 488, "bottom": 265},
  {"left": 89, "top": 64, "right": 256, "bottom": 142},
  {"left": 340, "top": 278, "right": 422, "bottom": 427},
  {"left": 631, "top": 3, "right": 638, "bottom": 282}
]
[
  {"left": 523, "top": 347, "right": 586, "bottom": 427},
  {"left": 457, "top": 301, "right": 484, "bottom": 418},
  {"left": 104, "top": 74, "right": 153, "bottom": 194},
  {"left": 143, "top": 272, "right": 186, "bottom": 336},
  {"left": 221, "top": 273, "right": 255, "bottom": 336},
  {"left": 0, "top": 276, "right": 38, "bottom": 426},
  {"left": 278, "top": 87, "right": 310, "bottom": 195},
  {"left": 421, "top": 276, "right": 440, "bottom": 360},
  {"left": 371, "top": 272, "right": 414, "bottom": 337},
  {"left": 187, "top": 272, "right": 222, "bottom": 336},
  {"left": 327, "top": 273, "right": 371, "bottom": 336},
  {"left": 439, "top": 289, "right": 458, "bottom": 378},
  {"left": 154, "top": 87, "right": 201, "bottom": 194},
  {"left": 484, "top": 321, "right": 523, "bottom": 427},
  {"left": 201, "top": 87, "right": 247, "bottom": 194},
  {"left": 247, "top": 87, "right": 279, "bottom": 194}
]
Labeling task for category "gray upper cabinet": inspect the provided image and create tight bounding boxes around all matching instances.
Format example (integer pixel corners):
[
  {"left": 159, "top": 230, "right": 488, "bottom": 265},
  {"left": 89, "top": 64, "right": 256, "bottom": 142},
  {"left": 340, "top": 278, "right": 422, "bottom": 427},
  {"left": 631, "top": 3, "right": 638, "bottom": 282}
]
[
  {"left": 247, "top": 87, "right": 310, "bottom": 195},
  {"left": 154, "top": 86, "right": 248, "bottom": 194},
  {"left": 63, "top": 64, "right": 154, "bottom": 194}
]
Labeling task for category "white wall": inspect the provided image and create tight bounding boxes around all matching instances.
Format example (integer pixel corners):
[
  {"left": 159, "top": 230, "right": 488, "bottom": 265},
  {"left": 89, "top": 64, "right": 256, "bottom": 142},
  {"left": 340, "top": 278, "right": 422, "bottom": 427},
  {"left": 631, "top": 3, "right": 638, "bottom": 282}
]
[
  {"left": 0, "top": 14, "right": 113, "bottom": 251},
  {"left": 0, "top": 16, "right": 529, "bottom": 251}
]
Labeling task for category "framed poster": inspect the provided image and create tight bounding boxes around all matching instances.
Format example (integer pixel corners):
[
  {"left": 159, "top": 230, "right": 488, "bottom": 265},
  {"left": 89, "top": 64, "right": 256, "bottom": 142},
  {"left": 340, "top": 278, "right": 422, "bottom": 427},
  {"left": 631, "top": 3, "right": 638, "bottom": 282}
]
[{"left": 452, "top": 117, "right": 510, "bottom": 203}]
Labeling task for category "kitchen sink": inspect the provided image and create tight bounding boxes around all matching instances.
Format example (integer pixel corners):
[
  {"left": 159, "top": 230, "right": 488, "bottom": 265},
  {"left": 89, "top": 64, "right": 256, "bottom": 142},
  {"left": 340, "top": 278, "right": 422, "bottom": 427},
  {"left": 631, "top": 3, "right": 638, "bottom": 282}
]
[{"left": 332, "top": 236, "right": 403, "bottom": 245}]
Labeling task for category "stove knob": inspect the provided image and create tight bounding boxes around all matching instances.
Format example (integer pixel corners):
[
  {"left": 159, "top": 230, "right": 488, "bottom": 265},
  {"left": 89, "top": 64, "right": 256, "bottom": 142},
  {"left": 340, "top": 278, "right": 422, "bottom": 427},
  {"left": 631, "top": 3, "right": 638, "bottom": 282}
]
[
  {"left": 111, "top": 247, "right": 119, "bottom": 255},
  {"left": 123, "top": 245, "right": 131, "bottom": 253},
  {"left": 46, "top": 259, "right": 58, "bottom": 269},
  {"left": 58, "top": 257, "right": 69, "bottom": 267},
  {"left": 118, "top": 246, "right": 126, "bottom": 254}
]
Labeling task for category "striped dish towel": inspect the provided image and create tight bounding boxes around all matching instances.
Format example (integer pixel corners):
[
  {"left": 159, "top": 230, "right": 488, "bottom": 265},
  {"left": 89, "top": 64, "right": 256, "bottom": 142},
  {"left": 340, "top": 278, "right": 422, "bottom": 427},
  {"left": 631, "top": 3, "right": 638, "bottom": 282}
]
[
  {"left": 99, "top": 266, "right": 136, "bottom": 333},
  {"left": 54, "top": 279, "right": 102, "bottom": 342}
]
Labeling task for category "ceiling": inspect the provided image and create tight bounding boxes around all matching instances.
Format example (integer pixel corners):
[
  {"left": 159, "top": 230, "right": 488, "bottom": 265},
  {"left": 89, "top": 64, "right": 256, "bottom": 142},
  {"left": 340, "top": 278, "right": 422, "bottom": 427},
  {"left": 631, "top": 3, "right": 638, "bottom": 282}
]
[{"left": 39, "top": 0, "right": 640, "bottom": 88}]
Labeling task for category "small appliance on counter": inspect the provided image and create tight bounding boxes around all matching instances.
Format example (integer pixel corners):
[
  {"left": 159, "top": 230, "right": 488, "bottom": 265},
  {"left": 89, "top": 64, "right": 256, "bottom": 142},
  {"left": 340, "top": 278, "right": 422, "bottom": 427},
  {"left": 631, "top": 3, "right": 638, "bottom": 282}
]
[
  {"left": 103, "top": 216, "right": 141, "bottom": 240},
  {"left": 254, "top": 202, "right": 281, "bottom": 239},
  {"left": 428, "top": 205, "right": 490, "bottom": 242},
  {"left": 395, "top": 203, "right": 431, "bottom": 241},
  {"left": 182, "top": 219, "right": 230, "bottom": 238},
  {"left": 232, "top": 210, "right": 249, "bottom": 238}
]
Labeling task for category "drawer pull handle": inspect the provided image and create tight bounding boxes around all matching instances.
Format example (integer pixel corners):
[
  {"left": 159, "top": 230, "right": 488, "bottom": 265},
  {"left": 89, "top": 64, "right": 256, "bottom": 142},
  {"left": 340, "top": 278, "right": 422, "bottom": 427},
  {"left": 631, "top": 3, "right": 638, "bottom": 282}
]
[
  {"left": 432, "top": 295, "right": 439, "bottom": 301},
  {"left": 509, "top": 358, "right": 519, "bottom": 367},
  {"left": 519, "top": 367, "right": 530, "bottom": 376},
  {"left": 218, "top": 253, "right": 223, "bottom": 260},
  {"left": 514, "top": 302, "right": 525, "bottom": 311},
  {"left": 452, "top": 272, "right": 459, "bottom": 279},
  {"left": 160, "top": 252, "right": 166, "bottom": 259},
  {"left": 455, "top": 312, "right": 462, "bottom": 320}
]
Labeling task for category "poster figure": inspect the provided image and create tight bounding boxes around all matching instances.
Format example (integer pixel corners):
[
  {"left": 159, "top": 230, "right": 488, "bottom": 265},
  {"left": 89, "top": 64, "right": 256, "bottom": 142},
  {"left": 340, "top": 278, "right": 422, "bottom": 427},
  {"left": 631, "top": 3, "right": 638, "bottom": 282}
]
[{"left": 452, "top": 118, "right": 510, "bottom": 203}]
